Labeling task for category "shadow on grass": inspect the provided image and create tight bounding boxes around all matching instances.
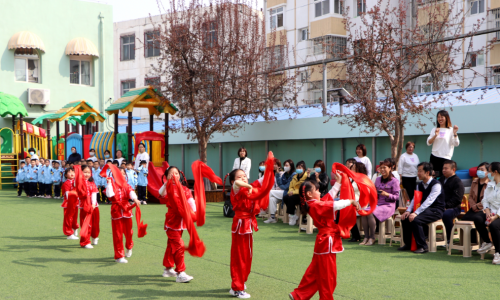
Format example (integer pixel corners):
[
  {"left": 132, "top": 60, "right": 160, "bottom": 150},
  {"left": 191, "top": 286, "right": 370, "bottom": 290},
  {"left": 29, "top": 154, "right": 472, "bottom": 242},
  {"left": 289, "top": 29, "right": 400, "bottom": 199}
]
[
  {"left": 109, "top": 288, "right": 229, "bottom": 299},
  {"left": 12, "top": 257, "right": 115, "bottom": 268},
  {"left": 3, "top": 235, "right": 67, "bottom": 242},
  {"left": 63, "top": 273, "right": 171, "bottom": 287},
  {"left": 0, "top": 244, "right": 79, "bottom": 253}
]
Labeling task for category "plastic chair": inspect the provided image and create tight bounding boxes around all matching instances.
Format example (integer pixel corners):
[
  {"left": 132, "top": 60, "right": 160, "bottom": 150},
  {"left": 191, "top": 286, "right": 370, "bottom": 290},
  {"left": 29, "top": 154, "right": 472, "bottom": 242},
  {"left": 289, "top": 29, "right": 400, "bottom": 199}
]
[
  {"left": 427, "top": 219, "right": 447, "bottom": 253},
  {"left": 298, "top": 212, "right": 317, "bottom": 234},
  {"left": 447, "top": 220, "right": 480, "bottom": 257},
  {"left": 390, "top": 215, "right": 404, "bottom": 247}
]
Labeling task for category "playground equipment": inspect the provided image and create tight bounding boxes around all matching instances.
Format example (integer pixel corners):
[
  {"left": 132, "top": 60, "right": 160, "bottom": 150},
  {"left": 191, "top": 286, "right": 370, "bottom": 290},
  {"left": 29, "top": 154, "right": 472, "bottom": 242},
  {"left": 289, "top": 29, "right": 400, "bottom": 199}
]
[{"left": 0, "top": 92, "right": 28, "bottom": 189}]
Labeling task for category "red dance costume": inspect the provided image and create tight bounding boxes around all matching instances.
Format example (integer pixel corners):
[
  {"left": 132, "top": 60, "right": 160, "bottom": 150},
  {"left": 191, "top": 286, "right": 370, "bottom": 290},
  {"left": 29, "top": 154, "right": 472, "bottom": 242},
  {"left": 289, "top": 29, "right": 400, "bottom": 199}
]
[
  {"left": 230, "top": 152, "right": 275, "bottom": 292},
  {"left": 61, "top": 179, "right": 79, "bottom": 236},
  {"left": 79, "top": 179, "right": 100, "bottom": 247},
  {"left": 159, "top": 183, "right": 196, "bottom": 273},
  {"left": 291, "top": 163, "right": 378, "bottom": 300}
]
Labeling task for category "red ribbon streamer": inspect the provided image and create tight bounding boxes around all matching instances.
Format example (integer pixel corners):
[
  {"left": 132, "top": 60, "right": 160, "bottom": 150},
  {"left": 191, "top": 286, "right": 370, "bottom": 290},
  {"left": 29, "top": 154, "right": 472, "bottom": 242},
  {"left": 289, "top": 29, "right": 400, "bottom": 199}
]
[
  {"left": 248, "top": 151, "right": 275, "bottom": 210},
  {"left": 331, "top": 163, "right": 378, "bottom": 239},
  {"left": 191, "top": 161, "right": 223, "bottom": 227},
  {"left": 167, "top": 176, "right": 206, "bottom": 257},
  {"left": 411, "top": 190, "right": 423, "bottom": 251}
]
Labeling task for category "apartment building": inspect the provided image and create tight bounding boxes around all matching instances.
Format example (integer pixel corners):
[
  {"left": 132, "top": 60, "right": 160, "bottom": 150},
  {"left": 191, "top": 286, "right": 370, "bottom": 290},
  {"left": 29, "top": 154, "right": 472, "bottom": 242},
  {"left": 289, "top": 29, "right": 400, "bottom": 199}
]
[{"left": 264, "top": 0, "right": 500, "bottom": 105}]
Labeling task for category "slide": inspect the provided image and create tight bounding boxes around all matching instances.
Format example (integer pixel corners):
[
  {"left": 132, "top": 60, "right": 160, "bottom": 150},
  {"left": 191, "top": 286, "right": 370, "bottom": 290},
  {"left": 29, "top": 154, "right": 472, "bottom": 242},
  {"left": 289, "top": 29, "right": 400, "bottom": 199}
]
[{"left": 147, "top": 161, "right": 169, "bottom": 204}]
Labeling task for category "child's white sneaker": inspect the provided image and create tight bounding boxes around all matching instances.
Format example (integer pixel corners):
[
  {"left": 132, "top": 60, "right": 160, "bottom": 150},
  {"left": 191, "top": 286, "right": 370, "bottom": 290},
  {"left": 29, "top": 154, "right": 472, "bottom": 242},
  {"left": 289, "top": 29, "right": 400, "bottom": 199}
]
[
  {"left": 176, "top": 272, "right": 193, "bottom": 283},
  {"left": 263, "top": 218, "right": 277, "bottom": 224},
  {"left": 229, "top": 289, "right": 251, "bottom": 298},
  {"left": 492, "top": 253, "right": 500, "bottom": 265},
  {"left": 91, "top": 237, "right": 99, "bottom": 245},
  {"left": 115, "top": 257, "right": 128, "bottom": 263},
  {"left": 67, "top": 234, "right": 78, "bottom": 240},
  {"left": 73, "top": 229, "right": 78, "bottom": 237},
  {"left": 288, "top": 215, "right": 298, "bottom": 226},
  {"left": 84, "top": 244, "right": 93, "bottom": 249},
  {"left": 125, "top": 249, "right": 132, "bottom": 258},
  {"left": 162, "top": 268, "right": 178, "bottom": 277},
  {"left": 141, "top": 201, "right": 147, "bottom": 205}
]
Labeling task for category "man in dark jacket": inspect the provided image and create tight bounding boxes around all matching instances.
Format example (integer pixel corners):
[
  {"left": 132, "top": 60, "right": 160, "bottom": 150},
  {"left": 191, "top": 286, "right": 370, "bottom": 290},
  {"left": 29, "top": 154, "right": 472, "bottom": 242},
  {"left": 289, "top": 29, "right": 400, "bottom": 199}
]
[
  {"left": 399, "top": 162, "right": 445, "bottom": 253},
  {"left": 439, "top": 160, "right": 465, "bottom": 244},
  {"left": 67, "top": 147, "right": 82, "bottom": 164}
]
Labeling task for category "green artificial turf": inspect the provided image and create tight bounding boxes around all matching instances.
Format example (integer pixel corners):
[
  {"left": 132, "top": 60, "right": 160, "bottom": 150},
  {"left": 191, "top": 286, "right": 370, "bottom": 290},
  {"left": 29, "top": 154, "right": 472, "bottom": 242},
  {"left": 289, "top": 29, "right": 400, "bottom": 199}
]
[{"left": 0, "top": 189, "right": 497, "bottom": 299}]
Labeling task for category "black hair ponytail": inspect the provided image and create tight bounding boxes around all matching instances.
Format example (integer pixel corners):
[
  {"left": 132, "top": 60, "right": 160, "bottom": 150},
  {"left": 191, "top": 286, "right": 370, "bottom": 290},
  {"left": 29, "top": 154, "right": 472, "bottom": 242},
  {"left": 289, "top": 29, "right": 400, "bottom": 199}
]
[{"left": 299, "top": 180, "right": 319, "bottom": 215}]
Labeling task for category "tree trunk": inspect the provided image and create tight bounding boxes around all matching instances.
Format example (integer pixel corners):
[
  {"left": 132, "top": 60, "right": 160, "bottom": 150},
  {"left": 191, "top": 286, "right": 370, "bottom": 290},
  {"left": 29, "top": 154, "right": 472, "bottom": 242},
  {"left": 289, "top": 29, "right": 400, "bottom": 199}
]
[
  {"left": 198, "top": 135, "right": 208, "bottom": 164},
  {"left": 392, "top": 120, "right": 405, "bottom": 169}
]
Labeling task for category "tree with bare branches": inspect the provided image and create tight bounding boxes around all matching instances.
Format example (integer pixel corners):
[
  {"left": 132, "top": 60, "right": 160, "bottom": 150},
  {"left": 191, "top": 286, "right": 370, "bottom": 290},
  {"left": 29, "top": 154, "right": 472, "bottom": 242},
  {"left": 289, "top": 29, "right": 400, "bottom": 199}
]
[
  {"left": 149, "top": 0, "right": 299, "bottom": 163},
  {"left": 329, "top": 0, "right": 492, "bottom": 163}
]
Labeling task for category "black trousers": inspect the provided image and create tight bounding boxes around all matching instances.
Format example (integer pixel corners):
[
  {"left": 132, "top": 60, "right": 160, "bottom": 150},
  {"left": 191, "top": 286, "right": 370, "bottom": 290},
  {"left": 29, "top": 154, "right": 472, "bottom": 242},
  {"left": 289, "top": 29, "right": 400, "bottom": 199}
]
[
  {"left": 402, "top": 176, "right": 417, "bottom": 201},
  {"left": 137, "top": 186, "right": 147, "bottom": 201},
  {"left": 54, "top": 184, "right": 61, "bottom": 197},
  {"left": 489, "top": 219, "right": 500, "bottom": 253},
  {"left": 283, "top": 194, "right": 301, "bottom": 215},
  {"left": 461, "top": 209, "right": 491, "bottom": 243},
  {"left": 36, "top": 183, "right": 42, "bottom": 196},
  {"left": 429, "top": 154, "right": 447, "bottom": 177},
  {"left": 17, "top": 182, "right": 24, "bottom": 196},
  {"left": 44, "top": 184, "right": 52, "bottom": 196},
  {"left": 402, "top": 208, "right": 444, "bottom": 249},
  {"left": 351, "top": 223, "right": 361, "bottom": 240},
  {"left": 28, "top": 182, "right": 38, "bottom": 197},
  {"left": 95, "top": 187, "right": 101, "bottom": 202}
]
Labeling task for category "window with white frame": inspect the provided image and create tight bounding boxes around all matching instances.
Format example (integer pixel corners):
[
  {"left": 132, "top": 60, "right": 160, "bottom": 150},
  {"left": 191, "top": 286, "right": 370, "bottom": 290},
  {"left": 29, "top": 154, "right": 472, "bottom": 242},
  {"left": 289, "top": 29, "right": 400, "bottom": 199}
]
[
  {"left": 470, "top": 0, "right": 484, "bottom": 15},
  {"left": 14, "top": 49, "right": 40, "bottom": 83},
  {"left": 491, "top": 67, "right": 500, "bottom": 85},
  {"left": 466, "top": 52, "right": 484, "bottom": 67},
  {"left": 145, "top": 31, "right": 160, "bottom": 58},
  {"left": 270, "top": 7, "right": 284, "bottom": 29},
  {"left": 312, "top": 36, "right": 346, "bottom": 57},
  {"left": 266, "top": 45, "right": 285, "bottom": 70},
  {"left": 121, "top": 80, "right": 136, "bottom": 95},
  {"left": 121, "top": 35, "right": 135, "bottom": 61},
  {"left": 334, "top": 0, "right": 343, "bottom": 14},
  {"left": 315, "top": 0, "right": 330, "bottom": 17},
  {"left": 421, "top": 76, "right": 433, "bottom": 93},
  {"left": 300, "top": 71, "right": 308, "bottom": 83},
  {"left": 70, "top": 58, "right": 92, "bottom": 85},
  {"left": 492, "top": 8, "right": 500, "bottom": 40},
  {"left": 299, "top": 28, "right": 309, "bottom": 41},
  {"left": 355, "top": 0, "right": 366, "bottom": 17}
]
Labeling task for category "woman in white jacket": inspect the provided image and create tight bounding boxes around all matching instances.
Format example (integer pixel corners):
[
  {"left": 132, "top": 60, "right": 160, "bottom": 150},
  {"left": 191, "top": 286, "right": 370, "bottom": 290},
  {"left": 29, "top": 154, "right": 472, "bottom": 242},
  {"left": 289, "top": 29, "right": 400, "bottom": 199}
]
[
  {"left": 426, "top": 110, "right": 459, "bottom": 175},
  {"left": 478, "top": 162, "right": 500, "bottom": 264},
  {"left": 232, "top": 147, "right": 251, "bottom": 180}
]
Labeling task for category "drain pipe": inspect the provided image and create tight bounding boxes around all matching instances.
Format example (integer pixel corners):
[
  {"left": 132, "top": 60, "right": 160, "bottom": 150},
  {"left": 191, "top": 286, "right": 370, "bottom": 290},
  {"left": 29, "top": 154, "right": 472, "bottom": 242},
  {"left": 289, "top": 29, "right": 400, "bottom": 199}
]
[{"left": 99, "top": 12, "right": 105, "bottom": 130}]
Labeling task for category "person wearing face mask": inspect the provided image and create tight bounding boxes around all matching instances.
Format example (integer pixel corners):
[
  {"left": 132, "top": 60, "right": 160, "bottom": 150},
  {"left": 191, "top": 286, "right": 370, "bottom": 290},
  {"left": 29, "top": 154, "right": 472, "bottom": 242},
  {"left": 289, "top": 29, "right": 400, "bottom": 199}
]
[
  {"left": 104, "top": 150, "right": 113, "bottom": 164},
  {"left": 427, "top": 110, "right": 459, "bottom": 176},
  {"left": 309, "top": 160, "right": 330, "bottom": 197},
  {"left": 475, "top": 162, "right": 500, "bottom": 261},
  {"left": 88, "top": 149, "right": 98, "bottom": 162},
  {"left": 67, "top": 147, "right": 82, "bottom": 164},
  {"left": 283, "top": 161, "right": 309, "bottom": 226},
  {"left": 462, "top": 162, "right": 490, "bottom": 244},
  {"left": 28, "top": 148, "right": 39, "bottom": 160},
  {"left": 257, "top": 161, "right": 266, "bottom": 179}
]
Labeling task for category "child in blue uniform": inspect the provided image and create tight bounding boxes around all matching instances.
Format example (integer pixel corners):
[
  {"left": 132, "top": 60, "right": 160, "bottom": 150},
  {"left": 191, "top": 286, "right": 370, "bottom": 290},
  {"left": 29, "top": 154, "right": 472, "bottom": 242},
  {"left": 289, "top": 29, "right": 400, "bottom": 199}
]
[
  {"left": 136, "top": 160, "right": 149, "bottom": 205},
  {"left": 16, "top": 161, "right": 26, "bottom": 197},
  {"left": 92, "top": 160, "right": 103, "bottom": 203},
  {"left": 125, "top": 162, "right": 137, "bottom": 191},
  {"left": 27, "top": 159, "right": 39, "bottom": 198},
  {"left": 41, "top": 159, "right": 53, "bottom": 198},
  {"left": 36, "top": 158, "right": 44, "bottom": 197},
  {"left": 52, "top": 161, "right": 63, "bottom": 199}
]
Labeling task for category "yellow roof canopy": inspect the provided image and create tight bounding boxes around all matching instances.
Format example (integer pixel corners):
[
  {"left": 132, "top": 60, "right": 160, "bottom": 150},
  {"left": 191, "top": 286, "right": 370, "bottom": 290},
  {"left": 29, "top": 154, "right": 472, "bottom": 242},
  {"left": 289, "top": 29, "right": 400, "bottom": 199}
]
[
  {"left": 32, "top": 100, "right": 106, "bottom": 125},
  {"left": 65, "top": 37, "right": 99, "bottom": 57},
  {"left": 8, "top": 31, "right": 45, "bottom": 52},
  {"left": 106, "top": 86, "right": 178, "bottom": 116}
]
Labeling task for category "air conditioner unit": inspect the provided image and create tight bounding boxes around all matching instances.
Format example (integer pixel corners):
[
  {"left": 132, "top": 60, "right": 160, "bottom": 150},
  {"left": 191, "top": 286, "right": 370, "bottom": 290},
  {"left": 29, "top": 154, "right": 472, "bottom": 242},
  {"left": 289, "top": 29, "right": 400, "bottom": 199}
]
[{"left": 28, "top": 88, "right": 50, "bottom": 105}]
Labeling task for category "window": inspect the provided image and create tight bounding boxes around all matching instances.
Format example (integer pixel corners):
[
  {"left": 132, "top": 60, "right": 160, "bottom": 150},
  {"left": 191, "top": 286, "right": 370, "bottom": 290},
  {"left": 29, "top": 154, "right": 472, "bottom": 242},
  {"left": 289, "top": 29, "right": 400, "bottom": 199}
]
[
  {"left": 466, "top": 52, "right": 484, "bottom": 67},
  {"left": 14, "top": 49, "right": 40, "bottom": 83},
  {"left": 315, "top": 0, "right": 330, "bottom": 17},
  {"left": 121, "top": 35, "right": 135, "bottom": 61},
  {"left": 312, "top": 36, "right": 346, "bottom": 57},
  {"left": 334, "top": 0, "right": 343, "bottom": 14},
  {"left": 492, "top": 9, "right": 500, "bottom": 40},
  {"left": 353, "top": 39, "right": 365, "bottom": 55},
  {"left": 491, "top": 67, "right": 500, "bottom": 85},
  {"left": 70, "top": 59, "right": 91, "bottom": 85},
  {"left": 145, "top": 31, "right": 160, "bottom": 58},
  {"left": 355, "top": 0, "right": 366, "bottom": 17},
  {"left": 299, "top": 28, "right": 309, "bottom": 41},
  {"left": 470, "top": 0, "right": 484, "bottom": 15},
  {"left": 300, "top": 71, "right": 308, "bottom": 83},
  {"left": 270, "top": 7, "right": 284, "bottom": 29},
  {"left": 204, "top": 22, "right": 218, "bottom": 48},
  {"left": 121, "top": 80, "right": 136, "bottom": 95},
  {"left": 266, "top": 45, "right": 285, "bottom": 70}
]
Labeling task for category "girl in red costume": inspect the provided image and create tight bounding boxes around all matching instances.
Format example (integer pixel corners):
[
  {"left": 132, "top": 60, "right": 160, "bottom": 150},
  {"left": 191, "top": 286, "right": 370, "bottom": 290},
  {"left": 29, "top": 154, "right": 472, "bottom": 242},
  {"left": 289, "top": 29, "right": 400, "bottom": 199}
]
[
  {"left": 159, "top": 166, "right": 195, "bottom": 283},
  {"left": 61, "top": 168, "right": 79, "bottom": 240},
  {"left": 226, "top": 152, "right": 275, "bottom": 299},
  {"left": 289, "top": 172, "right": 360, "bottom": 300},
  {"left": 102, "top": 165, "right": 143, "bottom": 263},
  {"left": 78, "top": 165, "right": 100, "bottom": 249}
]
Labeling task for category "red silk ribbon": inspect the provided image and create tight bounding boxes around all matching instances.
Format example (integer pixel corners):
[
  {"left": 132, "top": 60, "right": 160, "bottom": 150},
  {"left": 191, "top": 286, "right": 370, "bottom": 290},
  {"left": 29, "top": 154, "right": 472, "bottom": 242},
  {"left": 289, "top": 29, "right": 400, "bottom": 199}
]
[{"left": 191, "top": 161, "right": 223, "bottom": 227}]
